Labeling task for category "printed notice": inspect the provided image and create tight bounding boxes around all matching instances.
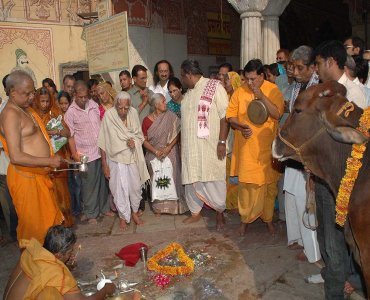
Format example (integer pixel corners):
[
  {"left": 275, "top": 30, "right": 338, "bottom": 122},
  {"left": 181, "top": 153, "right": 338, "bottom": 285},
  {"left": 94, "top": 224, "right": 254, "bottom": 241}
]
[{"left": 85, "top": 12, "right": 129, "bottom": 75}]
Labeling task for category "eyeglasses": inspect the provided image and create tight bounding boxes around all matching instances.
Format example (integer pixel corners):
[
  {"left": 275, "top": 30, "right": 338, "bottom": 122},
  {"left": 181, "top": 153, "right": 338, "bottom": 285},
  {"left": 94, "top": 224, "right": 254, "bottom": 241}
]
[
  {"left": 169, "top": 88, "right": 180, "bottom": 94},
  {"left": 344, "top": 45, "right": 354, "bottom": 49}
]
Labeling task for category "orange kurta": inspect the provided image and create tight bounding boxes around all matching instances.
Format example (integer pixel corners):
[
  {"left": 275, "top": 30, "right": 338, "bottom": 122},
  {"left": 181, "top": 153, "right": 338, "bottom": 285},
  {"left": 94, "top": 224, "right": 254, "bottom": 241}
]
[
  {"left": 0, "top": 109, "right": 63, "bottom": 244},
  {"left": 19, "top": 238, "right": 79, "bottom": 299},
  {"left": 226, "top": 80, "right": 284, "bottom": 185},
  {"left": 33, "top": 90, "right": 74, "bottom": 227}
]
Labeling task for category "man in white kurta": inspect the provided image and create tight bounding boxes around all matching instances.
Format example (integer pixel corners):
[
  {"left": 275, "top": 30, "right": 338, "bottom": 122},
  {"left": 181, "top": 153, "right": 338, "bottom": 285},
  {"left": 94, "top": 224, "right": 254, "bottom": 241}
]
[
  {"left": 98, "top": 92, "right": 150, "bottom": 230},
  {"left": 180, "top": 59, "right": 229, "bottom": 230}
]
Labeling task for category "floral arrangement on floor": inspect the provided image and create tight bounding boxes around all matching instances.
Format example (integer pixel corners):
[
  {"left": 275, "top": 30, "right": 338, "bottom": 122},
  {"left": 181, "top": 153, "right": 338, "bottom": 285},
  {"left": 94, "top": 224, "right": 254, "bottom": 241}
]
[
  {"left": 336, "top": 107, "right": 370, "bottom": 226},
  {"left": 147, "top": 242, "right": 195, "bottom": 276}
]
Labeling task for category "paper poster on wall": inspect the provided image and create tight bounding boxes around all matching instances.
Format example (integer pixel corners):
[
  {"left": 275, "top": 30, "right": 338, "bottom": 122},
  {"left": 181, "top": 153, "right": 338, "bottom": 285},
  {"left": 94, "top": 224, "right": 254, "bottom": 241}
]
[{"left": 85, "top": 12, "right": 129, "bottom": 75}]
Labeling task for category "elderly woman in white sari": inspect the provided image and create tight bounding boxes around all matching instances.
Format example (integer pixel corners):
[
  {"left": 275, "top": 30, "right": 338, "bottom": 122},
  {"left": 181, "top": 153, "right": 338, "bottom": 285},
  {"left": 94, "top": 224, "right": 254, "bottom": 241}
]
[
  {"left": 98, "top": 91, "right": 150, "bottom": 230},
  {"left": 142, "top": 93, "right": 188, "bottom": 215}
]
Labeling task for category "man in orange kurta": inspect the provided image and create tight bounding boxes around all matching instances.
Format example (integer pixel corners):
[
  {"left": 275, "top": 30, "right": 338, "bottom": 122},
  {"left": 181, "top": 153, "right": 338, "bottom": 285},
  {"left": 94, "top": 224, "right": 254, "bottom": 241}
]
[
  {"left": 226, "top": 59, "right": 284, "bottom": 236},
  {"left": 0, "top": 71, "right": 63, "bottom": 245}
]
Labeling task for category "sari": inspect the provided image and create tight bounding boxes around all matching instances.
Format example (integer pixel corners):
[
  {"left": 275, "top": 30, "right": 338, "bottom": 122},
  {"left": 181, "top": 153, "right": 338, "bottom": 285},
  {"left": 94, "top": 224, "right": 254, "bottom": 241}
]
[
  {"left": 33, "top": 90, "right": 74, "bottom": 227},
  {"left": 226, "top": 71, "right": 242, "bottom": 210},
  {"left": 145, "top": 110, "right": 188, "bottom": 214}
]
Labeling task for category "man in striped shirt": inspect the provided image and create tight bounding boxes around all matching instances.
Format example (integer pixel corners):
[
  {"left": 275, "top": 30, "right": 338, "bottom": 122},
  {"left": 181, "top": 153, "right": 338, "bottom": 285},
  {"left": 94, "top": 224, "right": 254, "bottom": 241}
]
[{"left": 65, "top": 81, "right": 111, "bottom": 224}]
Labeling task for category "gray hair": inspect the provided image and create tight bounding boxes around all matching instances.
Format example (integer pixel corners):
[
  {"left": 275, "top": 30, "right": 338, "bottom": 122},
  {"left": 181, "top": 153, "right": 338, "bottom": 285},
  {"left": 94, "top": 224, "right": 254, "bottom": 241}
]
[
  {"left": 290, "top": 45, "right": 313, "bottom": 65},
  {"left": 180, "top": 59, "right": 203, "bottom": 76},
  {"left": 6, "top": 70, "right": 33, "bottom": 95},
  {"left": 345, "top": 55, "right": 356, "bottom": 73},
  {"left": 115, "top": 91, "right": 131, "bottom": 104},
  {"left": 150, "top": 93, "right": 164, "bottom": 107}
]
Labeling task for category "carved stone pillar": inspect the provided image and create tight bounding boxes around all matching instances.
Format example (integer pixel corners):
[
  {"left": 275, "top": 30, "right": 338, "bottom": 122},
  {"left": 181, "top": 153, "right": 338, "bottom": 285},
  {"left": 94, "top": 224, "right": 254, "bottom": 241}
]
[
  {"left": 261, "top": 0, "right": 291, "bottom": 64},
  {"left": 227, "top": 0, "right": 268, "bottom": 68},
  {"left": 240, "top": 11, "right": 263, "bottom": 67},
  {"left": 228, "top": 0, "right": 291, "bottom": 67}
]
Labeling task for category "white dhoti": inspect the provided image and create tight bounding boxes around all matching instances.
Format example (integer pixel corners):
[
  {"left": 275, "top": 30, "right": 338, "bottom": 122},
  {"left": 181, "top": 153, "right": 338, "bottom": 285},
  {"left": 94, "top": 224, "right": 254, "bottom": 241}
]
[
  {"left": 284, "top": 167, "right": 321, "bottom": 263},
  {"left": 185, "top": 181, "right": 226, "bottom": 214},
  {"left": 108, "top": 159, "right": 142, "bottom": 223}
]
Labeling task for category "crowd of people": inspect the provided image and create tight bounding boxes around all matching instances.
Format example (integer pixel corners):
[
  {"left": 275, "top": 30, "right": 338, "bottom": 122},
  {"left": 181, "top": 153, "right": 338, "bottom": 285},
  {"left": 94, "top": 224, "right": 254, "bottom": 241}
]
[{"left": 0, "top": 36, "right": 369, "bottom": 299}]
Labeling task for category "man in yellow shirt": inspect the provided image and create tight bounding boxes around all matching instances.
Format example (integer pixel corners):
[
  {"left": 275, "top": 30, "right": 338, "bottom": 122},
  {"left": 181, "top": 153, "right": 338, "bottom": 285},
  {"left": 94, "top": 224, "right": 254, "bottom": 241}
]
[{"left": 226, "top": 59, "right": 284, "bottom": 236}]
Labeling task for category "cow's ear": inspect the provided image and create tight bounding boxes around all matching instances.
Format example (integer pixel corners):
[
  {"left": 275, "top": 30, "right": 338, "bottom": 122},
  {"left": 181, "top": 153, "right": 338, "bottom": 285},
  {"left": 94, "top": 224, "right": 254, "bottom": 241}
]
[{"left": 320, "top": 111, "right": 368, "bottom": 144}]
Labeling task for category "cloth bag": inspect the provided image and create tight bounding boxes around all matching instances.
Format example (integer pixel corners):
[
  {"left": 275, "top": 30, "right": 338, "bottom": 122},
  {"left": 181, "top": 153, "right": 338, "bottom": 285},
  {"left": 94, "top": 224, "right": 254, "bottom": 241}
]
[
  {"left": 46, "top": 115, "right": 68, "bottom": 153},
  {"left": 150, "top": 157, "right": 178, "bottom": 201}
]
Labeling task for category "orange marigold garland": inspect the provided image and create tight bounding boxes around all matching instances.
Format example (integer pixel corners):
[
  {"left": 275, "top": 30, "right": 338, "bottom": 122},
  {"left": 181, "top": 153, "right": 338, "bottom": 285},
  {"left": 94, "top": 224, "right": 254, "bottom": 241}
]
[
  {"left": 336, "top": 107, "right": 370, "bottom": 226},
  {"left": 147, "top": 242, "right": 195, "bottom": 276}
]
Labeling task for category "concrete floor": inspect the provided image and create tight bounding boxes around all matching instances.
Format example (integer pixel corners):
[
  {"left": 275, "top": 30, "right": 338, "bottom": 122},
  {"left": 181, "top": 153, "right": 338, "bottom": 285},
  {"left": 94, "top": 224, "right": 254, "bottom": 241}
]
[{"left": 0, "top": 208, "right": 364, "bottom": 299}]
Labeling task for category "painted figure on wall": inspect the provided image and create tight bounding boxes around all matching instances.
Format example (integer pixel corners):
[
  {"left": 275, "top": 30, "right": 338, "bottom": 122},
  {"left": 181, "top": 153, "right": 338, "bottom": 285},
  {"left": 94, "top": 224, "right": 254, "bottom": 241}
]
[{"left": 11, "top": 48, "right": 37, "bottom": 87}]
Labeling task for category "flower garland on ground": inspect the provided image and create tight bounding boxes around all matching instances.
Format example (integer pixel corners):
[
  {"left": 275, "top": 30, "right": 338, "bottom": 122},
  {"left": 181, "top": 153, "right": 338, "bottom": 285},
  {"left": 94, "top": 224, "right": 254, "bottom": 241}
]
[
  {"left": 336, "top": 107, "right": 370, "bottom": 226},
  {"left": 147, "top": 242, "right": 195, "bottom": 276}
]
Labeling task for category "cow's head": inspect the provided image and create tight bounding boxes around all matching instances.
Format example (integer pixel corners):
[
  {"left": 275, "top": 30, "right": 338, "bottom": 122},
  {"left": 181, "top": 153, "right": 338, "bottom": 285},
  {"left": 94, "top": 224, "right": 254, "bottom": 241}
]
[{"left": 273, "top": 81, "right": 368, "bottom": 180}]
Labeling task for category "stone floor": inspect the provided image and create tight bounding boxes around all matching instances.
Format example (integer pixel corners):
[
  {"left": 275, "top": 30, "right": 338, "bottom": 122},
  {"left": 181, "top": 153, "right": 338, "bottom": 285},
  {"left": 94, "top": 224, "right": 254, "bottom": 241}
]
[{"left": 0, "top": 208, "right": 365, "bottom": 299}]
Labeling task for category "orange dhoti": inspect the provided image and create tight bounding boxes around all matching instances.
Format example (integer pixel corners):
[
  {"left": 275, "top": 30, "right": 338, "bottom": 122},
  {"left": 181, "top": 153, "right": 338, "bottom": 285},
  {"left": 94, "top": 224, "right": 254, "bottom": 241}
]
[
  {"left": 7, "top": 164, "right": 63, "bottom": 244},
  {"left": 52, "top": 173, "right": 74, "bottom": 227}
]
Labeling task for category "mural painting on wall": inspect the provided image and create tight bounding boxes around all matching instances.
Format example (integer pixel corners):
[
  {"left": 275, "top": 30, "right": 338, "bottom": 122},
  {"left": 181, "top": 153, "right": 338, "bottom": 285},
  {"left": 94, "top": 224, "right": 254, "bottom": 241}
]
[
  {"left": 114, "top": 0, "right": 152, "bottom": 27},
  {"left": 0, "top": 26, "right": 55, "bottom": 95},
  {"left": 11, "top": 48, "right": 38, "bottom": 86},
  {"left": 184, "top": 0, "right": 240, "bottom": 56},
  {"left": 25, "top": 0, "right": 61, "bottom": 22},
  {"left": 163, "top": 0, "right": 184, "bottom": 34}
]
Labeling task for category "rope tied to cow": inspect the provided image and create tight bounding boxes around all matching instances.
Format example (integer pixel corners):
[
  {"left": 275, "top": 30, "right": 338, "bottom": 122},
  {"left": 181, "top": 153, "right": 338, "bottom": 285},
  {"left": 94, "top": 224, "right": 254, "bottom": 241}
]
[{"left": 335, "top": 106, "right": 370, "bottom": 226}]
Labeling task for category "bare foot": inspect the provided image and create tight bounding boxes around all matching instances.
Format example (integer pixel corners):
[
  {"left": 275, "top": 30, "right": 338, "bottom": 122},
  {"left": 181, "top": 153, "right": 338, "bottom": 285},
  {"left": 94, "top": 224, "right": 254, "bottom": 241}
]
[
  {"left": 132, "top": 212, "right": 144, "bottom": 225},
  {"left": 153, "top": 209, "right": 161, "bottom": 217},
  {"left": 216, "top": 212, "right": 225, "bottom": 231},
  {"left": 88, "top": 218, "right": 97, "bottom": 225},
  {"left": 182, "top": 214, "right": 201, "bottom": 224},
  {"left": 119, "top": 219, "right": 128, "bottom": 231},
  {"left": 288, "top": 242, "right": 304, "bottom": 250},
  {"left": 239, "top": 223, "right": 248, "bottom": 236},
  {"left": 103, "top": 211, "right": 115, "bottom": 217},
  {"left": 137, "top": 209, "right": 144, "bottom": 217},
  {"left": 296, "top": 250, "right": 308, "bottom": 261},
  {"left": 266, "top": 222, "right": 276, "bottom": 235}
]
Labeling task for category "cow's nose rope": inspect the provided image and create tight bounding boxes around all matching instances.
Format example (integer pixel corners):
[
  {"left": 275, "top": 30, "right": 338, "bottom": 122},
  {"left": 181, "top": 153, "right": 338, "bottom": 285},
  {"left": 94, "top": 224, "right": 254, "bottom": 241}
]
[{"left": 277, "top": 101, "right": 355, "bottom": 165}]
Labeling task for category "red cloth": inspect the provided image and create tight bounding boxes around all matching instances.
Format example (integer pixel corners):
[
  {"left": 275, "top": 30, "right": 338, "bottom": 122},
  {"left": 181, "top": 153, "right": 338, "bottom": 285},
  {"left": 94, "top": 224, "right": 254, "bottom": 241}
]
[{"left": 115, "top": 243, "right": 148, "bottom": 267}]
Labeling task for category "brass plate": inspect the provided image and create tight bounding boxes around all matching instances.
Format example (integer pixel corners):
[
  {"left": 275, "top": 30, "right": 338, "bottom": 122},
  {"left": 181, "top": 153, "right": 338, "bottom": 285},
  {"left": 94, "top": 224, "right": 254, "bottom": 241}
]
[{"left": 247, "top": 100, "right": 269, "bottom": 125}]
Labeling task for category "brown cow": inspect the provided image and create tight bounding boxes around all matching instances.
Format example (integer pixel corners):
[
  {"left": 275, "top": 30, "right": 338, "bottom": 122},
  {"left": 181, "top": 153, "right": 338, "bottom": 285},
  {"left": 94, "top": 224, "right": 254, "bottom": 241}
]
[{"left": 272, "top": 81, "right": 370, "bottom": 296}]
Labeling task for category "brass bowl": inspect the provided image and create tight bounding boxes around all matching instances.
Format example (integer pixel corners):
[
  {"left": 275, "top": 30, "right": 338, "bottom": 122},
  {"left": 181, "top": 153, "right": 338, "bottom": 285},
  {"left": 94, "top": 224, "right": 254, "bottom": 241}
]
[{"left": 247, "top": 99, "right": 269, "bottom": 125}]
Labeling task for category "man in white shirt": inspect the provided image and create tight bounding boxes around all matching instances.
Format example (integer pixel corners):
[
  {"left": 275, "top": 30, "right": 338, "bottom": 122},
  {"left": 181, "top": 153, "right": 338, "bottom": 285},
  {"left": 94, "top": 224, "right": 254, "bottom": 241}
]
[
  {"left": 311, "top": 40, "right": 366, "bottom": 298},
  {"left": 148, "top": 60, "right": 174, "bottom": 103}
]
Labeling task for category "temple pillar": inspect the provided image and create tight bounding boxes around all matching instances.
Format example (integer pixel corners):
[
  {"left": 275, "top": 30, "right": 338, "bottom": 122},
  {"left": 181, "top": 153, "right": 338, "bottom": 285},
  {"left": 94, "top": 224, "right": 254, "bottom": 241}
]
[
  {"left": 261, "top": 0, "right": 291, "bottom": 64},
  {"left": 228, "top": 0, "right": 291, "bottom": 67}
]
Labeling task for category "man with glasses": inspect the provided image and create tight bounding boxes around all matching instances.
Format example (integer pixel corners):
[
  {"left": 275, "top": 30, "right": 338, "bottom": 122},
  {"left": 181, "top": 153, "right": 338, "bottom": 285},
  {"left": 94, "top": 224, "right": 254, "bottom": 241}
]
[
  {"left": 344, "top": 36, "right": 365, "bottom": 57},
  {"left": 65, "top": 81, "right": 110, "bottom": 225},
  {"left": 98, "top": 91, "right": 149, "bottom": 230},
  {"left": 226, "top": 59, "right": 284, "bottom": 236},
  {"left": 0, "top": 70, "right": 63, "bottom": 244}
]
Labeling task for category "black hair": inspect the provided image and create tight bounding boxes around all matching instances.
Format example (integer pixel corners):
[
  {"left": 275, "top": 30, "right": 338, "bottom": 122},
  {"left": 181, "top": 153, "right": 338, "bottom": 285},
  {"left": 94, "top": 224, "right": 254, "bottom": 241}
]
[
  {"left": 119, "top": 70, "right": 131, "bottom": 78},
  {"left": 74, "top": 80, "right": 88, "bottom": 92},
  {"left": 314, "top": 40, "right": 347, "bottom": 69},
  {"left": 167, "top": 77, "right": 183, "bottom": 94},
  {"left": 153, "top": 60, "right": 174, "bottom": 86},
  {"left": 218, "top": 63, "right": 233, "bottom": 72},
  {"left": 87, "top": 78, "right": 99, "bottom": 90},
  {"left": 42, "top": 78, "right": 58, "bottom": 93},
  {"left": 43, "top": 225, "right": 76, "bottom": 254},
  {"left": 180, "top": 59, "right": 203, "bottom": 76},
  {"left": 354, "top": 55, "right": 369, "bottom": 83},
  {"left": 2, "top": 74, "right": 9, "bottom": 96},
  {"left": 131, "top": 65, "right": 147, "bottom": 77},
  {"left": 57, "top": 91, "right": 72, "bottom": 104},
  {"left": 345, "top": 36, "right": 365, "bottom": 56},
  {"left": 268, "top": 63, "right": 280, "bottom": 76},
  {"left": 62, "top": 74, "right": 75, "bottom": 84},
  {"left": 244, "top": 59, "right": 264, "bottom": 75}
]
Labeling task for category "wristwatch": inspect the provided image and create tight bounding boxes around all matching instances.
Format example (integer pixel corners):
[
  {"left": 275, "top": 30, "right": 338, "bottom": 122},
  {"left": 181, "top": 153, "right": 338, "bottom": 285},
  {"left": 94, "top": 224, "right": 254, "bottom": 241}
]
[{"left": 218, "top": 140, "right": 226, "bottom": 144}]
